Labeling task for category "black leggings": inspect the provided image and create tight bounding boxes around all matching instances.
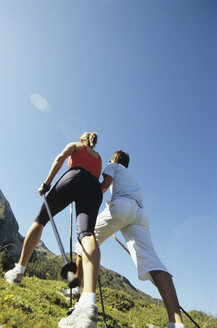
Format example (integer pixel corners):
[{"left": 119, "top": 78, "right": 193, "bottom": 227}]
[{"left": 35, "top": 167, "right": 102, "bottom": 242}]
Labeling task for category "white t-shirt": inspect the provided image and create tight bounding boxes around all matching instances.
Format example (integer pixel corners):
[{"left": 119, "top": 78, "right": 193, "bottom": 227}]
[{"left": 102, "top": 163, "right": 144, "bottom": 208}]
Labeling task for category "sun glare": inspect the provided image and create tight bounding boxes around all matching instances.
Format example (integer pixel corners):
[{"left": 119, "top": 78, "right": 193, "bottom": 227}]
[{"left": 30, "top": 93, "right": 51, "bottom": 113}]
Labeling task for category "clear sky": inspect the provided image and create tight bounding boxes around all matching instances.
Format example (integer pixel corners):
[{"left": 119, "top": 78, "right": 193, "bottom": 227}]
[{"left": 1, "top": 0, "right": 217, "bottom": 319}]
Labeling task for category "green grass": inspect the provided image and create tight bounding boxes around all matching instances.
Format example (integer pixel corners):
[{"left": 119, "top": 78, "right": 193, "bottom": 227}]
[
  {"left": 0, "top": 275, "right": 68, "bottom": 328},
  {"left": 1, "top": 272, "right": 217, "bottom": 328},
  {"left": 0, "top": 253, "right": 217, "bottom": 328}
]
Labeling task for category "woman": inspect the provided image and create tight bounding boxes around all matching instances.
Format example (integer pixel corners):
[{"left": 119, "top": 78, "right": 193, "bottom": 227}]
[{"left": 5, "top": 132, "right": 103, "bottom": 328}]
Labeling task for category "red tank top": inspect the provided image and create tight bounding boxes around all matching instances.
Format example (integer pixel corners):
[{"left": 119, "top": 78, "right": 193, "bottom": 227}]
[{"left": 67, "top": 145, "right": 101, "bottom": 179}]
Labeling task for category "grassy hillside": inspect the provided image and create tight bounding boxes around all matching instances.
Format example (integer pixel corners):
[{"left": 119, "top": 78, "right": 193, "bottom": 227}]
[{"left": 0, "top": 250, "right": 217, "bottom": 327}]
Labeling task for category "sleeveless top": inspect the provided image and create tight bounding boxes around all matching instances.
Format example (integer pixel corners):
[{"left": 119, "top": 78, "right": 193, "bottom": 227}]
[{"left": 67, "top": 145, "right": 102, "bottom": 179}]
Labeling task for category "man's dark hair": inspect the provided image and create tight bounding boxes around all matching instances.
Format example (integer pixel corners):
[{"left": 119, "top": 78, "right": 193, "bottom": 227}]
[{"left": 111, "top": 150, "right": 130, "bottom": 168}]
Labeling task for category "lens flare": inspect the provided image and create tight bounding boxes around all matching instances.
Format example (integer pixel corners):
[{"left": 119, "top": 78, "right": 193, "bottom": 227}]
[{"left": 30, "top": 93, "right": 51, "bottom": 113}]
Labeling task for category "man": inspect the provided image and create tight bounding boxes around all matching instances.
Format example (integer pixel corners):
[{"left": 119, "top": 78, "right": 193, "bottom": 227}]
[{"left": 64, "top": 150, "right": 185, "bottom": 328}]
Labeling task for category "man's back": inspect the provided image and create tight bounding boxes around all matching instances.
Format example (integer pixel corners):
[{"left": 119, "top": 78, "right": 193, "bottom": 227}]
[{"left": 103, "top": 162, "right": 144, "bottom": 207}]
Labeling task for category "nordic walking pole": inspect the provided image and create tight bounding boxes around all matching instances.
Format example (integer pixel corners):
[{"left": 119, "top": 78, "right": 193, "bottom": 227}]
[
  {"left": 70, "top": 203, "right": 73, "bottom": 262},
  {"left": 112, "top": 235, "right": 201, "bottom": 328},
  {"left": 43, "top": 195, "right": 78, "bottom": 288},
  {"left": 113, "top": 235, "right": 130, "bottom": 255},
  {"left": 98, "top": 275, "right": 107, "bottom": 328},
  {"left": 69, "top": 203, "right": 73, "bottom": 308},
  {"left": 180, "top": 306, "right": 201, "bottom": 328}
]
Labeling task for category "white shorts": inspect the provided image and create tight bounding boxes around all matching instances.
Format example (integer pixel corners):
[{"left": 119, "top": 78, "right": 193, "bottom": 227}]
[{"left": 76, "top": 198, "right": 169, "bottom": 282}]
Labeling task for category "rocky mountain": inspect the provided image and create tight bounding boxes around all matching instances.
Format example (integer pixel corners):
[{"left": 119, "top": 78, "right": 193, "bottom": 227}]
[{"left": 0, "top": 189, "right": 24, "bottom": 258}]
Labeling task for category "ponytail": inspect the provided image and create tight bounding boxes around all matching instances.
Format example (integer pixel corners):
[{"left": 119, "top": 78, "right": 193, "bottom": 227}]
[
  {"left": 80, "top": 132, "right": 98, "bottom": 148},
  {"left": 89, "top": 132, "right": 97, "bottom": 147}
]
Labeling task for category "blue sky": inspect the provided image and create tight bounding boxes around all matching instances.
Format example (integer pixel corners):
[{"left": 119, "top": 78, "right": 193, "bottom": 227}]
[{"left": 1, "top": 0, "right": 217, "bottom": 319}]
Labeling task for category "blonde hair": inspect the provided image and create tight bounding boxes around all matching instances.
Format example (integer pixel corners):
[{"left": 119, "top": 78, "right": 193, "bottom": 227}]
[{"left": 80, "top": 132, "right": 98, "bottom": 148}]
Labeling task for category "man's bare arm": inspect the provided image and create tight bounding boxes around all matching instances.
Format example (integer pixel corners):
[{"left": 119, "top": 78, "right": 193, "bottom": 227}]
[{"left": 101, "top": 174, "right": 113, "bottom": 194}]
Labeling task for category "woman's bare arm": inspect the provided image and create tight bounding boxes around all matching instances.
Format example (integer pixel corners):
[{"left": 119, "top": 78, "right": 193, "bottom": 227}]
[{"left": 38, "top": 142, "right": 77, "bottom": 195}]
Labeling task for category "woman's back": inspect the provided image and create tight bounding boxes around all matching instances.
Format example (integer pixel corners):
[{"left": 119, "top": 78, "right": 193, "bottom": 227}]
[{"left": 68, "top": 143, "right": 102, "bottom": 179}]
